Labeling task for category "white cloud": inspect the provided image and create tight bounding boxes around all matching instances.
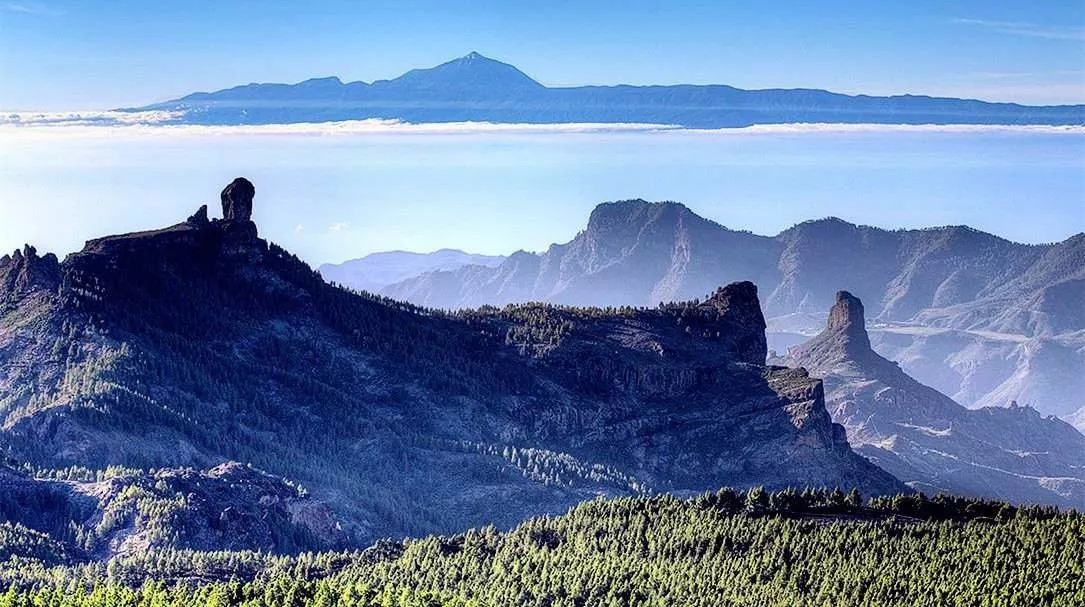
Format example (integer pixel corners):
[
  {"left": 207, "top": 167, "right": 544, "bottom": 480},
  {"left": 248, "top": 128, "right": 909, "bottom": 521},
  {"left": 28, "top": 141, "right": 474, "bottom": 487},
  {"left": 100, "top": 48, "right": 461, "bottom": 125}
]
[
  {"left": 1, "top": 2, "right": 64, "bottom": 15},
  {"left": 952, "top": 18, "right": 1085, "bottom": 42},
  {"left": 328, "top": 222, "right": 349, "bottom": 232},
  {"left": 1, "top": 115, "right": 1082, "bottom": 141},
  {"left": 294, "top": 224, "right": 305, "bottom": 233},
  {"left": 0, "top": 114, "right": 682, "bottom": 139},
  {"left": 966, "top": 70, "right": 1085, "bottom": 81}
]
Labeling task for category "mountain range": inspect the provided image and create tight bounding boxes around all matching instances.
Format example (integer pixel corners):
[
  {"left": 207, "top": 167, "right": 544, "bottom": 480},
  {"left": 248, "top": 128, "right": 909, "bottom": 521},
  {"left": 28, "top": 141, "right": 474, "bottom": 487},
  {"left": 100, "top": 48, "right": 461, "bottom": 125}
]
[
  {"left": 0, "top": 179, "right": 903, "bottom": 556},
  {"left": 372, "top": 200, "right": 1085, "bottom": 428},
  {"left": 131, "top": 52, "right": 1085, "bottom": 127},
  {"left": 318, "top": 249, "right": 505, "bottom": 294}
]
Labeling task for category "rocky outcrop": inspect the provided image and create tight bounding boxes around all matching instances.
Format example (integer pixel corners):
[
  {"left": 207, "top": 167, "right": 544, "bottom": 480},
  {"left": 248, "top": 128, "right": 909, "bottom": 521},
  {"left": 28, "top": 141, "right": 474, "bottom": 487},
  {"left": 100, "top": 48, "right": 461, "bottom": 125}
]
[
  {"left": 187, "top": 204, "right": 209, "bottom": 226},
  {"left": 0, "top": 245, "right": 60, "bottom": 304},
  {"left": 220, "top": 177, "right": 254, "bottom": 222},
  {"left": 778, "top": 292, "right": 1085, "bottom": 507},
  {"left": 701, "top": 282, "right": 768, "bottom": 365},
  {"left": 787, "top": 291, "right": 890, "bottom": 374},
  {"left": 826, "top": 291, "right": 866, "bottom": 337}
]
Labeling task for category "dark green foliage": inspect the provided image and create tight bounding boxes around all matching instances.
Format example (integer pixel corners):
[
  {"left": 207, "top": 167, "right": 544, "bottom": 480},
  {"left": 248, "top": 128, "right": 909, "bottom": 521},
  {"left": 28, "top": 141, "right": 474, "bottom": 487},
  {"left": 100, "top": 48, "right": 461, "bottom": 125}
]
[
  {"left": 1, "top": 489, "right": 1081, "bottom": 606},
  {"left": 0, "top": 523, "right": 72, "bottom": 565}
]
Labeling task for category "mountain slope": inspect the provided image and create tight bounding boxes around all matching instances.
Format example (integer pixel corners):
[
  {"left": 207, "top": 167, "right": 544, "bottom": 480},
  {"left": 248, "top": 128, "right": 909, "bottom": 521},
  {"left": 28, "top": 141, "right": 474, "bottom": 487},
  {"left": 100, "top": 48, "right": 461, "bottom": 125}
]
[
  {"left": 0, "top": 179, "right": 902, "bottom": 549},
  {"left": 0, "top": 461, "right": 345, "bottom": 561},
  {"left": 130, "top": 53, "right": 1085, "bottom": 127},
  {"left": 777, "top": 291, "right": 1085, "bottom": 506},
  {"left": 380, "top": 202, "right": 1085, "bottom": 422}
]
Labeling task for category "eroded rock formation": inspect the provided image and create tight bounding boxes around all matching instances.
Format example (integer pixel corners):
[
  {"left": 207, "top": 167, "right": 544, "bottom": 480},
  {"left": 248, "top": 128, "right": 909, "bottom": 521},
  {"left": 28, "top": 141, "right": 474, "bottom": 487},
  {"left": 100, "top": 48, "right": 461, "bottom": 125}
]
[{"left": 221, "top": 177, "right": 254, "bottom": 221}]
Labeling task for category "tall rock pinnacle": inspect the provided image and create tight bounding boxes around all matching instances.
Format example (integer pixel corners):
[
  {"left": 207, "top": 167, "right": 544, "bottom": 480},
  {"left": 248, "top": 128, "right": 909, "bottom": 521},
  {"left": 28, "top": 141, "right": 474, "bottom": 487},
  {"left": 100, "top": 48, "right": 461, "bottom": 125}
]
[
  {"left": 221, "top": 177, "right": 255, "bottom": 222},
  {"left": 779, "top": 290, "right": 881, "bottom": 376},
  {"left": 826, "top": 290, "right": 871, "bottom": 351}
]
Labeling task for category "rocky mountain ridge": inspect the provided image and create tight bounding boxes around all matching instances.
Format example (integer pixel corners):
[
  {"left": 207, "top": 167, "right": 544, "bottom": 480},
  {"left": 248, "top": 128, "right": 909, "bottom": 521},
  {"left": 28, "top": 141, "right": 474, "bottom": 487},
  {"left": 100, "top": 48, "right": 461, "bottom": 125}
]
[
  {"left": 318, "top": 249, "right": 505, "bottom": 294},
  {"left": 379, "top": 200, "right": 1085, "bottom": 424},
  {"left": 0, "top": 179, "right": 902, "bottom": 553}
]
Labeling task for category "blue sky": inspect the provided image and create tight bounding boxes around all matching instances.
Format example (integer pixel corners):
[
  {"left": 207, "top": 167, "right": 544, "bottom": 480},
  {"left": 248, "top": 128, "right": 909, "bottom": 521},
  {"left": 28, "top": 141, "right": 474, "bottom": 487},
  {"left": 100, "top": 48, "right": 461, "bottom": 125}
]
[
  {"left": 2, "top": 0, "right": 1084, "bottom": 110},
  {"left": 0, "top": 1, "right": 1082, "bottom": 263},
  {"left": 2, "top": 127, "right": 1083, "bottom": 262}
]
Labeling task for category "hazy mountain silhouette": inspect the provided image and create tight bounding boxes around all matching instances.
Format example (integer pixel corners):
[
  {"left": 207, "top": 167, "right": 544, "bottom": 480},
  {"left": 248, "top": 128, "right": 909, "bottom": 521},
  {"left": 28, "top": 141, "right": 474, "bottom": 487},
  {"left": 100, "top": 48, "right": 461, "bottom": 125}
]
[
  {"left": 379, "top": 201, "right": 1085, "bottom": 423},
  {"left": 318, "top": 249, "right": 505, "bottom": 294},
  {"left": 130, "top": 53, "right": 1085, "bottom": 127}
]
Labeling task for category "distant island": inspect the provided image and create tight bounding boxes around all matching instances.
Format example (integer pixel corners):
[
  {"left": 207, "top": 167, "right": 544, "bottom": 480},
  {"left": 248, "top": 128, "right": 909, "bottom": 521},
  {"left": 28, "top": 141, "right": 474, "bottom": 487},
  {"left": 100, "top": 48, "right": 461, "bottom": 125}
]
[{"left": 127, "top": 52, "right": 1085, "bottom": 128}]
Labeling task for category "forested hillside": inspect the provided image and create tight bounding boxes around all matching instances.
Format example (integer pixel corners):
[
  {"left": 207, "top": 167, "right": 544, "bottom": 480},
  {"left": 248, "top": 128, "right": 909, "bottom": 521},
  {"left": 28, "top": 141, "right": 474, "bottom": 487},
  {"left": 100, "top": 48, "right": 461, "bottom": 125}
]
[{"left": 1, "top": 489, "right": 1081, "bottom": 606}]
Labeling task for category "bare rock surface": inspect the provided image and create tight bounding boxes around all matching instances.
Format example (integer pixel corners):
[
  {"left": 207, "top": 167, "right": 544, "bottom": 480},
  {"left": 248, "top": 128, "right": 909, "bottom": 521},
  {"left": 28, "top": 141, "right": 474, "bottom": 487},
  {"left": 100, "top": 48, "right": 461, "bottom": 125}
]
[{"left": 778, "top": 291, "right": 1085, "bottom": 507}]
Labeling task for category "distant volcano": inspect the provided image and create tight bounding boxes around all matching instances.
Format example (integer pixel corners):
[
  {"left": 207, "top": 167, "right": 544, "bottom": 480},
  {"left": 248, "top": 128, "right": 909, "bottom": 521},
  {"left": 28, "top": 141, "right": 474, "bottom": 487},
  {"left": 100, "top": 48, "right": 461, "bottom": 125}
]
[{"left": 127, "top": 52, "right": 1085, "bottom": 128}]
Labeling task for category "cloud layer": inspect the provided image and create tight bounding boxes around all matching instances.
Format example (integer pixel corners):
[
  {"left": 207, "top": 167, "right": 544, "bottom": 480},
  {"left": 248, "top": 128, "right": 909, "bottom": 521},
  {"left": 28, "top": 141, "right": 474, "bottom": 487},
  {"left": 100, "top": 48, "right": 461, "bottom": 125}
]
[
  {"left": 1, "top": 112, "right": 1082, "bottom": 139},
  {"left": 953, "top": 18, "right": 1085, "bottom": 42}
]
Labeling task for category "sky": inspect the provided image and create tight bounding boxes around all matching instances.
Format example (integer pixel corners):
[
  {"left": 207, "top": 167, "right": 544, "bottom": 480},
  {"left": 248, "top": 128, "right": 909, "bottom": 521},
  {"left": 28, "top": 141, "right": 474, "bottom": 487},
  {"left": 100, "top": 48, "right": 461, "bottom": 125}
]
[
  {"left": 1, "top": 126, "right": 1082, "bottom": 264},
  {"left": 1, "top": 0, "right": 1084, "bottom": 110},
  {"left": 0, "top": 1, "right": 1082, "bottom": 265}
]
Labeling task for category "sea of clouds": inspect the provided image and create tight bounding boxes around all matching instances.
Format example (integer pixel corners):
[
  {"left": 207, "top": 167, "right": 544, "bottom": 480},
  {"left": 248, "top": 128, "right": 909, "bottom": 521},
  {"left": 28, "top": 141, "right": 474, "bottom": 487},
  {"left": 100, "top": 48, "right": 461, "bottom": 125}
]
[{"left": 2, "top": 110, "right": 1082, "bottom": 139}]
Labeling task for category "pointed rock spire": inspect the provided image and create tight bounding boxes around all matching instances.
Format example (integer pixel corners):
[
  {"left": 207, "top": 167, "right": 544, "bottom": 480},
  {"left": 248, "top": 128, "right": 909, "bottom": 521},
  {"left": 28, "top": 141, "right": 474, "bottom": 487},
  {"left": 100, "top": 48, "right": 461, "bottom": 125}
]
[
  {"left": 826, "top": 290, "right": 870, "bottom": 349},
  {"left": 784, "top": 290, "right": 885, "bottom": 376}
]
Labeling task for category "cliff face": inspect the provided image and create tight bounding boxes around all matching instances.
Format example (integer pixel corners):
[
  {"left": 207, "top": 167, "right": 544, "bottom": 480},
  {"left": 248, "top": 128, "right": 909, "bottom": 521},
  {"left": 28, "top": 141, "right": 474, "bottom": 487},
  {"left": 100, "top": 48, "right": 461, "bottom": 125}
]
[
  {"left": 780, "top": 292, "right": 1085, "bottom": 507},
  {"left": 0, "top": 181, "right": 902, "bottom": 551}
]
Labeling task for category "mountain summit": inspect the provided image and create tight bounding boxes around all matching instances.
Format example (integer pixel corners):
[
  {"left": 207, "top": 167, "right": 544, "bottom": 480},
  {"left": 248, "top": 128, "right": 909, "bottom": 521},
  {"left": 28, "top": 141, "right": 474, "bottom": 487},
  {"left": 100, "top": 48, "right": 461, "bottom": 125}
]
[{"left": 386, "top": 52, "right": 543, "bottom": 91}]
